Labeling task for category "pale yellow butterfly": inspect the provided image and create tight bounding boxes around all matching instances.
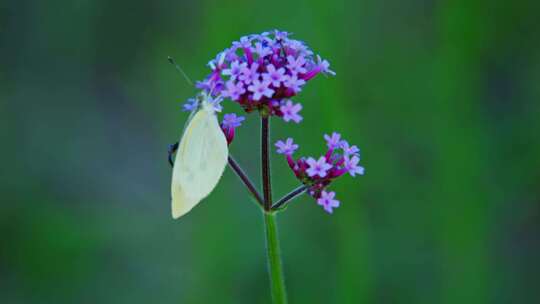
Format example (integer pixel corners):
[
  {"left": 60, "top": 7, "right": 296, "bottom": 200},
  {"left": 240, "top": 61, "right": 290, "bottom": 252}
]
[{"left": 171, "top": 91, "right": 228, "bottom": 218}]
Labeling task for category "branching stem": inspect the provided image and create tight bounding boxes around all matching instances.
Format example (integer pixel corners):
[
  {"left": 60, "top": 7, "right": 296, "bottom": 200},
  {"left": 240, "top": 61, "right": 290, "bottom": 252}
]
[
  {"left": 228, "top": 155, "right": 264, "bottom": 207},
  {"left": 272, "top": 185, "right": 309, "bottom": 210}
]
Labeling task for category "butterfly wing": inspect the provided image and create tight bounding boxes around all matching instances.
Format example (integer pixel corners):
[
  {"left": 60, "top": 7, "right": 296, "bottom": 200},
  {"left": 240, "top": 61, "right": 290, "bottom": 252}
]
[{"left": 171, "top": 107, "right": 228, "bottom": 218}]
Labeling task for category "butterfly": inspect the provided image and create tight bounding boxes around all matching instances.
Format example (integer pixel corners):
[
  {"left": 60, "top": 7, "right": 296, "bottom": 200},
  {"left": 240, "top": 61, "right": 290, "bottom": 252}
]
[{"left": 170, "top": 91, "right": 228, "bottom": 218}]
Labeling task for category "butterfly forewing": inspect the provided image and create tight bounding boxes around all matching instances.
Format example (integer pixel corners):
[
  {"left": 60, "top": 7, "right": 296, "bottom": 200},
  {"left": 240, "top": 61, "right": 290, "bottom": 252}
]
[{"left": 171, "top": 105, "right": 228, "bottom": 218}]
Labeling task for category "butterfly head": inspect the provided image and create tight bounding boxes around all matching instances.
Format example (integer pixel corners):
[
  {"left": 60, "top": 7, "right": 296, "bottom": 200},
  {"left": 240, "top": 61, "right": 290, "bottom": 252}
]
[{"left": 198, "top": 91, "right": 223, "bottom": 113}]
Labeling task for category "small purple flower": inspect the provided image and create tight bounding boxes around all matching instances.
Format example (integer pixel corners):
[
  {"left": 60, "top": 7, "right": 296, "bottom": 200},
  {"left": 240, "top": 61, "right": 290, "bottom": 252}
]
[
  {"left": 274, "top": 30, "right": 289, "bottom": 41},
  {"left": 239, "top": 62, "right": 260, "bottom": 85},
  {"left": 222, "top": 113, "right": 245, "bottom": 129},
  {"left": 182, "top": 98, "right": 198, "bottom": 112},
  {"left": 208, "top": 51, "right": 227, "bottom": 70},
  {"left": 222, "top": 80, "right": 246, "bottom": 100},
  {"left": 198, "top": 72, "right": 225, "bottom": 94},
  {"left": 317, "top": 191, "right": 340, "bottom": 214},
  {"left": 247, "top": 79, "right": 274, "bottom": 101},
  {"left": 232, "top": 35, "right": 252, "bottom": 49},
  {"left": 306, "top": 156, "right": 332, "bottom": 178},
  {"left": 280, "top": 100, "right": 303, "bottom": 123},
  {"left": 263, "top": 64, "right": 286, "bottom": 87},
  {"left": 286, "top": 55, "right": 307, "bottom": 75},
  {"left": 343, "top": 155, "right": 364, "bottom": 177},
  {"left": 317, "top": 55, "right": 336, "bottom": 76},
  {"left": 195, "top": 79, "right": 211, "bottom": 91},
  {"left": 222, "top": 61, "right": 247, "bottom": 81},
  {"left": 275, "top": 138, "right": 299, "bottom": 155},
  {"left": 341, "top": 141, "right": 360, "bottom": 157},
  {"left": 224, "top": 48, "right": 240, "bottom": 62},
  {"left": 252, "top": 42, "right": 272, "bottom": 58},
  {"left": 283, "top": 75, "right": 306, "bottom": 93},
  {"left": 256, "top": 31, "right": 272, "bottom": 42},
  {"left": 324, "top": 132, "right": 342, "bottom": 149},
  {"left": 288, "top": 40, "right": 313, "bottom": 56}
]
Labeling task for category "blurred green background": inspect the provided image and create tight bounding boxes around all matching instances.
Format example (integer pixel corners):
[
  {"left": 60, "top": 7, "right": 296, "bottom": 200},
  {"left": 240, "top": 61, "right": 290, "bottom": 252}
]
[{"left": 2, "top": 0, "right": 539, "bottom": 303}]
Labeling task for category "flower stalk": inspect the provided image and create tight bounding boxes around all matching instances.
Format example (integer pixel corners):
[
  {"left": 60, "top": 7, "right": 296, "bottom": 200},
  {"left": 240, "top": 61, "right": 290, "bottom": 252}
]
[
  {"left": 272, "top": 185, "right": 309, "bottom": 210},
  {"left": 264, "top": 211, "right": 288, "bottom": 304},
  {"left": 261, "top": 115, "right": 272, "bottom": 211},
  {"left": 260, "top": 114, "right": 288, "bottom": 303},
  {"left": 228, "top": 155, "right": 264, "bottom": 207}
]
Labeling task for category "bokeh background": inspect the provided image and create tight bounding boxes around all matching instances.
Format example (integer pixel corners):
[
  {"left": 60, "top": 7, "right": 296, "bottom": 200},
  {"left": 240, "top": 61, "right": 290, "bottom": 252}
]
[{"left": 2, "top": 0, "right": 539, "bottom": 303}]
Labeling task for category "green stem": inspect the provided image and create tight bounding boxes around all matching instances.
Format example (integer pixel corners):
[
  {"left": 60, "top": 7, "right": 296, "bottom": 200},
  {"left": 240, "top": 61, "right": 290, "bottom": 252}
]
[
  {"left": 260, "top": 114, "right": 287, "bottom": 303},
  {"left": 263, "top": 211, "right": 288, "bottom": 304}
]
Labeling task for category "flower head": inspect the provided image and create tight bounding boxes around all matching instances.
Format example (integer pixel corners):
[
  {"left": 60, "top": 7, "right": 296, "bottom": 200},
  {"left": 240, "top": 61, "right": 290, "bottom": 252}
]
[
  {"left": 317, "top": 55, "right": 336, "bottom": 76},
  {"left": 252, "top": 42, "right": 272, "bottom": 58},
  {"left": 222, "top": 80, "right": 246, "bottom": 101},
  {"left": 283, "top": 75, "right": 306, "bottom": 93},
  {"left": 306, "top": 157, "right": 332, "bottom": 178},
  {"left": 197, "top": 30, "right": 334, "bottom": 121},
  {"left": 222, "top": 61, "right": 247, "bottom": 81},
  {"left": 341, "top": 141, "right": 360, "bottom": 157},
  {"left": 286, "top": 55, "right": 308, "bottom": 75},
  {"left": 248, "top": 79, "right": 274, "bottom": 101},
  {"left": 317, "top": 191, "right": 340, "bottom": 214},
  {"left": 343, "top": 155, "right": 364, "bottom": 177},
  {"left": 280, "top": 100, "right": 302, "bottom": 123},
  {"left": 275, "top": 138, "right": 298, "bottom": 155},
  {"left": 232, "top": 35, "right": 252, "bottom": 49},
  {"left": 274, "top": 30, "right": 289, "bottom": 41},
  {"left": 220, "top": 113, "right": 245, "bottom": 145},
  {"left": 324, "top": 132, "right": 342, "bottom": 149},
  {"left": 222, "top": 113, "right": 245, "bottom": 129},
  {"left": 239, "top": 62, "right": 260, "bottom": 85},
  {"left": 263, "top": 64, "right": 286, "bottom": 87}
]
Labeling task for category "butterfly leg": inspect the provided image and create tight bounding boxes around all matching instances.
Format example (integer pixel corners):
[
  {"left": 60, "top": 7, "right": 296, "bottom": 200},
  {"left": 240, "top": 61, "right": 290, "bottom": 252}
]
[{"left": 168, "top": 142, "right": 179, "bottom": 168}]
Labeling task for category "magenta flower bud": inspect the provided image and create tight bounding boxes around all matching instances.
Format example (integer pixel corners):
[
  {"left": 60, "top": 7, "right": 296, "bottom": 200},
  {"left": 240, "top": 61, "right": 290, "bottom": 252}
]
[{"left": 221, "top": 113, "right": 245, "bottom": 144}]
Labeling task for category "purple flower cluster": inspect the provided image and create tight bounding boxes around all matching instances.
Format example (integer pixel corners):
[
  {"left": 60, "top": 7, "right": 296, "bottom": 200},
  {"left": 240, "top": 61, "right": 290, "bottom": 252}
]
[
  {"left": 194, "top": 30, "right": 335, "bottom": 122},
  {"left": 275, "top": 132, "right": 364, "bottom": 213}
]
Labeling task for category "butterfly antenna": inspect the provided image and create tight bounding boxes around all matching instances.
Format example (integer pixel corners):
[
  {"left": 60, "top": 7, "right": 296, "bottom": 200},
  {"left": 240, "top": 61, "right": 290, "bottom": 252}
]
[{"left": 168, "top": 56, "right": 193, "bottom": 86}]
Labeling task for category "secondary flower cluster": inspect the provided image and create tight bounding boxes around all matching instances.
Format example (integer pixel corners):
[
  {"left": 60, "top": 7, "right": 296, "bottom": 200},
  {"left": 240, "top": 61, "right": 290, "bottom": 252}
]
[
  {"left": 193, "top": 30, "right": 335, "bottom": 122},
  {"left": 275, "top": 132, "right": 364, "bottom": 213}
]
